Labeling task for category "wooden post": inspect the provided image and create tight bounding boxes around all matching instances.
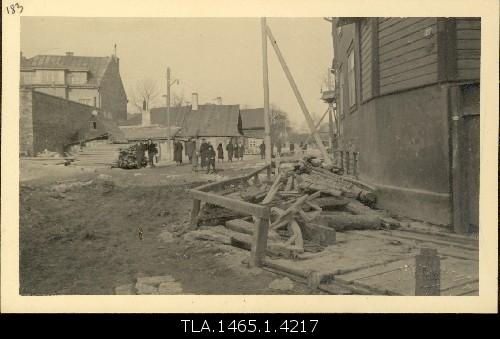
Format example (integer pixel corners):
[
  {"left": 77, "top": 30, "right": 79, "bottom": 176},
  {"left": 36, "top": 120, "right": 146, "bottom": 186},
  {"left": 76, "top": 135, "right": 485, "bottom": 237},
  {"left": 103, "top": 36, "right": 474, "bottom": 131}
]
[
  {"left": 415, "top": 248, "right": 441, "bottom": 296},
  {"left": 250, "top": 216, "right": 270, "bottom": 267},
  {"left": 264, "top": 23, "right": 332, "bottom": 165},
  {"left": 190, "top": 199, "right": 201, "bottom": 229},
  {"left": 261, "top": 18, "right": 272, "bottom": 179}
]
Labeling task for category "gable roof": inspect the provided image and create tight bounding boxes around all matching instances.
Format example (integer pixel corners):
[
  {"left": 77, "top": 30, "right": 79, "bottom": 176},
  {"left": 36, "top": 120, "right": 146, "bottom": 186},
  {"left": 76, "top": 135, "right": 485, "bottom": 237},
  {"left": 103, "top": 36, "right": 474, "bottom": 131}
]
[
  {"left": 240, "top": 108, "right": 265, "bottom": 130},
  {"left": 119, "top": 125, "right": 181, "bottom": 141},
  {"left": 150, "top": 104, "right": 243, "bottom": 137},
  {"left": 21, "top": 54, "right": 112, "bottom": 86}
]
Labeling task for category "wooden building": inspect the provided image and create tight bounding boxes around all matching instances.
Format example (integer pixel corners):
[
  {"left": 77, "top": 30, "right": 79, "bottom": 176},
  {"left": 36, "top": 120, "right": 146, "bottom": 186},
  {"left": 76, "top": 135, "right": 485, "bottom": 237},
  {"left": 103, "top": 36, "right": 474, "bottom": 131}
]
[{"left": 331, "top": 17, "right": 480, "bottom": 233}]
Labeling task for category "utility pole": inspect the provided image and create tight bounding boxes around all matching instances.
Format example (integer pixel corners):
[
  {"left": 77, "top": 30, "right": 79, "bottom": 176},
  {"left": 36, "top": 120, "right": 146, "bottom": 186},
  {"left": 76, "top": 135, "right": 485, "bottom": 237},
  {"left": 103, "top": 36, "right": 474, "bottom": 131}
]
[
  {"left": 166, "top": 67, "right": 179, "bottom": 161},
  {"left": 261, "top": 18, "right": 272, "bottom": 177}
]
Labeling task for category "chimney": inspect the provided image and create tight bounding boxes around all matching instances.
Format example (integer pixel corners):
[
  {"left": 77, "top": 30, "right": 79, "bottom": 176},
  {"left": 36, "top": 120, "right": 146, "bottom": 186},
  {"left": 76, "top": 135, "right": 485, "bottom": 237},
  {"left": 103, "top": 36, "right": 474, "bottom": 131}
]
[
  {"left": 192, "top": 93, "right": 199, "bottom": 111},
  {"left": 66, "top": 51, "right": 74, "bottom": 56},
  {"left": 215, "top": 97, "right": 222, "bottom": 105}
]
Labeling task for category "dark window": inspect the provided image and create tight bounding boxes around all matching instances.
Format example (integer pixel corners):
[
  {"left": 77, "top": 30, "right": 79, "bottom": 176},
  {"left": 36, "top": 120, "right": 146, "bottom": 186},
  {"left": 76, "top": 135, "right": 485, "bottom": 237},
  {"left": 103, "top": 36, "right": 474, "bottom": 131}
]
[{"left": 90, "top": 121, "right": 97, "bottom": 130}]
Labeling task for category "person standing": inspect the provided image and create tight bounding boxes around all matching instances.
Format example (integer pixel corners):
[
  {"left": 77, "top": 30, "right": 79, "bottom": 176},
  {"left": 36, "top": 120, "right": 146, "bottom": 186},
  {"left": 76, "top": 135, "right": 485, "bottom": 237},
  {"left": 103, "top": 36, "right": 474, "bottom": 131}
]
[
  {"left": 217, "top": 143, "right": 224, "bottom": 163},
  {"left": 259, "top": 141, "right": 265, "bottom": 159},
  {"left": 146, "top": 139, "right": 157, "bottom": 168},
  {"left": 174, "top": 140, "right": 183, "bottom": 165},
  {"left": 226, "top": 141, "right": 233, "bottom": 162},
  {"left": 239, "top": 142, "right": 245, "bottom": 160},
  {"left": 135, "top": 141, "right": 145, "bottom": 169},
  {"left": 233, "top": 141, "right": 239, "bottom": 160},
  {"left": 185, "top": 138, "right": 194, "bottom": 163},
  {"left": 277, "top": 142, "right": 282, "bottom": 157},
  {"left": 200, "top": 138, "right": 208, "bottom": 168},
  {"left": 206, "top": 145, "right": 216, "bottom": 174},
  {"left": 290, "top": 142, "right": 295, "bottom": 155}
]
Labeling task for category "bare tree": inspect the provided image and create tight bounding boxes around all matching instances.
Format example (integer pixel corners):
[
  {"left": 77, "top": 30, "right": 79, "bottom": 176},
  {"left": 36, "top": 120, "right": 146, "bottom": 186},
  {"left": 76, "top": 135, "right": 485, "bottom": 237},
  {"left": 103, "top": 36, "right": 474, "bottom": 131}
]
[{"left": 129, "top": 78, "right": 160, "bottom": 111}]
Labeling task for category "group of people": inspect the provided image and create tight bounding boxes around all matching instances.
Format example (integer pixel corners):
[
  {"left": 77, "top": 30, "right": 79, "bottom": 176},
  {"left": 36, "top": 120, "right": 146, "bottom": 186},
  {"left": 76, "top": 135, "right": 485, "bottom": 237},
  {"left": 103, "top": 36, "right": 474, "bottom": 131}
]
[
  {"left": 135, "top": 139, "right": 158, "bottom": 168},
  {"left": 225, "top": 141, "right": 245, "bottom": 162}
]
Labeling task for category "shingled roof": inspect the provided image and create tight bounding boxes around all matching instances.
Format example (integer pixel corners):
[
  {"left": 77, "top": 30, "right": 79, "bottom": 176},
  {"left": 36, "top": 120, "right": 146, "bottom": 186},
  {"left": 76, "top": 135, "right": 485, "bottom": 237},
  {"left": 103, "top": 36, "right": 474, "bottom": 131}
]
[
  {"left": 240, "top": 108, "right": 265, "bottom": 130},
  {"left": 21, "top": 54, "right": 113, "bottom": 86},
  {"left": 150, "top": 104, "right": 243, "bottom": 137}
]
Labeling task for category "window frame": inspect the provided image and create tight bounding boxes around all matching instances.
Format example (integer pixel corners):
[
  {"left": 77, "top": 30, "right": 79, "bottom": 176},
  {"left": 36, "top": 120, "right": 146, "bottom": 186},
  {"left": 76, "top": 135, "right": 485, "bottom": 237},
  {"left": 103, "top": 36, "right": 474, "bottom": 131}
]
[{"left": 347, "top": 45, "right": 357, "bottom": 111}]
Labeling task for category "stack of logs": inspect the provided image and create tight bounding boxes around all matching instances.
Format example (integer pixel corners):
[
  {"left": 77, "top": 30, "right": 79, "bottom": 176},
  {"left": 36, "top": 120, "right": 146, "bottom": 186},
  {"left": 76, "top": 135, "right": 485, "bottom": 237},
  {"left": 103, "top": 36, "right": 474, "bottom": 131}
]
[{"left": 200, "top": 156, "right": 400, "bottom": 259}]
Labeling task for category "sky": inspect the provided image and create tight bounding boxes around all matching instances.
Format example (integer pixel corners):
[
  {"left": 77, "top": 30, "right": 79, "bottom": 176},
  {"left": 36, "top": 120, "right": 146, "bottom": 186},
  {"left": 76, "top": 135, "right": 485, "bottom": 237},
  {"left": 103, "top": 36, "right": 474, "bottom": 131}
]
[{"left": 21, "top": 17, "right": 333, "bottom": 131}]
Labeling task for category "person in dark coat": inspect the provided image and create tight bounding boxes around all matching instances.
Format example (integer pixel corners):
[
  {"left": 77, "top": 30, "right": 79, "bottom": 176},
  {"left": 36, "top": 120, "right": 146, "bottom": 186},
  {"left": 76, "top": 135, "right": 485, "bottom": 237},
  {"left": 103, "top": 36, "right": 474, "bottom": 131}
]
[
  {"left": 185, "top": 138, "right": 195, "bottom": 163},
  {"left": 206, "top": 145, "right": 216, "bottom": 174},
  {"left": 259, "top": 141, "right": 265, "bottom": 159},
  {"left": 290, "top": 142, "right": 295, "bottom": 154},
  {"left": 277, "top": 142, "right": 282, "bottom": 157},
  {"left": 174, "top": 140, "right": 183, "bottom": 165},
  {"left": 146, "top": 139, "right": 157, "bottom": 168},
  {"left": 217, "top": 143, "right": 224, "bottom": 163},
  {"left": 226, "top": 141, "right": 234, "bottom": 162},
  {"left": 238, "top": 142, "right": 245, "bottom": 160},
  {"left": 199, "top": 138, "right": 208, "bottom": 168},
  {"left": 232, "top": 141, "right": 239, "bottom": 160},
  {"left": 135, "top": 141, "right": 145, "bottom": 168}
]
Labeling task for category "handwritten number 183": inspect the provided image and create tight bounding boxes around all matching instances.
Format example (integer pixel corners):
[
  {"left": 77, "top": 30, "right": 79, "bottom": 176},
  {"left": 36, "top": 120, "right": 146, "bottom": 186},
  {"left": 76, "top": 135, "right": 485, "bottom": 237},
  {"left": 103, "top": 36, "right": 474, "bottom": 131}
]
[{"left": 6, "top": 2, "right": 23, "bottom": 14}]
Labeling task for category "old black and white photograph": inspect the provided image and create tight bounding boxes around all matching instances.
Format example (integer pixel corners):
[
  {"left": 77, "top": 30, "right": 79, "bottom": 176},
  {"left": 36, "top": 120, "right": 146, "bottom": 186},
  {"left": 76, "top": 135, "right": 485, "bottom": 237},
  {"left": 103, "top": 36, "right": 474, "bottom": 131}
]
[{"left": 1, "top": 0, "right": 498, "bottom": 314}]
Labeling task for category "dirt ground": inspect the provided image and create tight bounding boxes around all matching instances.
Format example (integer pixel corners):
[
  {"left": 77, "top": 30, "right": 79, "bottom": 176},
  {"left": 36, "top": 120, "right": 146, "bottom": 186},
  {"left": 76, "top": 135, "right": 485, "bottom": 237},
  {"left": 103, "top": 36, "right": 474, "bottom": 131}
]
[{"left": 19, "top": 157, "right": 319, "bottom": 295}]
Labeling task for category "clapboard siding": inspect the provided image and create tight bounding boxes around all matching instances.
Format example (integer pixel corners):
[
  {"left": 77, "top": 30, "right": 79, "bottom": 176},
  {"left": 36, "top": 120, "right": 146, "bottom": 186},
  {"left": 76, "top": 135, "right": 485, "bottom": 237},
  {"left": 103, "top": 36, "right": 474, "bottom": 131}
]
[
  {"left": 456, "top": 18, "right": 480, "bottom": 80},
  {"left": 361, "top": 20, "right": 373, "bottom": 100},
  {"left": 378, "top": 17, "right": 438, "bottom": 95}
]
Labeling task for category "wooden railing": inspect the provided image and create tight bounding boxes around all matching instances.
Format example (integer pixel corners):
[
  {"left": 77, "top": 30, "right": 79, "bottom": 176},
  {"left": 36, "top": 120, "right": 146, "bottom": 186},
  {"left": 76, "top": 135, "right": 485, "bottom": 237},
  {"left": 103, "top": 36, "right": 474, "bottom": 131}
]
[{"left": 188, "top": 164, "right": 272, "bottom": 267}]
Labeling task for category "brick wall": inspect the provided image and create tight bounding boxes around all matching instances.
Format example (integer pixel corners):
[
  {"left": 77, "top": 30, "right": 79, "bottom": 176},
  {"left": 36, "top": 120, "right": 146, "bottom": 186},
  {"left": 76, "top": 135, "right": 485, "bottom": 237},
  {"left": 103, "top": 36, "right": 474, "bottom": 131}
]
[
  {"left": 19, "top": 89, "right": 34, "bottom": 156},
  {"left": 20, "top": 89, "right": 108, "bottom": 155},
  {"left": 99, "top": 57, "right": 128, "bottom": 121}
]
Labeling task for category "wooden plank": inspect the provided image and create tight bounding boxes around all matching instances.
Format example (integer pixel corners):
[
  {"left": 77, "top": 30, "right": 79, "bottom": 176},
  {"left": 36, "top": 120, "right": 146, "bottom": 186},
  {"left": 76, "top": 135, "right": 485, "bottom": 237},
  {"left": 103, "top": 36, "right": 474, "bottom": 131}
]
[
  {"left": 457, "top": 49, "right": 480, "bottom": 59},
  {"left": 456, "top": 39, "right": 480, "bottom": 50},
  {"left": 378, "top": 17, "right": 404, "bottom": 30},
  {"left": 379, "top": 18, "right": 431, "bottom": 40},
  {"left": 457, "top": 68, "right": 480, "bottom": 80},
  {"left": 456, "top": 19, "right": 481, "bottom": 30},
  {"left": 456, "top": 29, "right": 481, "bottom": 40},
  {"left": 380, "top": 54, "right": 438, "bottom": 80},
  {"left": 189, "top": 189, "right": 270, "bottom": 218},
  {"left": 380, "top": 18, "right": 435, "bottom": 46},
  {"left": 380, "top": 72, "right": 437, "bottom": 95},
  {"left": 250, "top": 217, "right": 270, "bottom": 267},
  {"left": 190, "top": 199, "right": 201, "bottom": 229},
  {"left": 380, "top": 62, "right": 438, "bottom": 86},
  {"left": 379, "top": 37, "right": 438, "bottom": 62},
  {"left": 457, "top": 59, "right": 480, "bottom": 70},
  {"left": 379, "top": 25, "right": 437, "bottom": 55}
]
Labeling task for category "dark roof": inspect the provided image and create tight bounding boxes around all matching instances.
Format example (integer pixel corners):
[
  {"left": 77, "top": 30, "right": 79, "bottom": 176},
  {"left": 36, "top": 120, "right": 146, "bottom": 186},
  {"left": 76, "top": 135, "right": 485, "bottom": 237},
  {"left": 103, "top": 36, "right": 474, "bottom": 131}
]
[
  {"left": 240, "top": 108, "right": 265, "bottom": 130},
  {"left": 119, "top": 125, "right": 181, "bottom": 141},
  {"left": 20, "top": 54, "right": 113, "bottom": 86},
  {"left": 150, "top": 105, "right": 243, "bottom": 137}
]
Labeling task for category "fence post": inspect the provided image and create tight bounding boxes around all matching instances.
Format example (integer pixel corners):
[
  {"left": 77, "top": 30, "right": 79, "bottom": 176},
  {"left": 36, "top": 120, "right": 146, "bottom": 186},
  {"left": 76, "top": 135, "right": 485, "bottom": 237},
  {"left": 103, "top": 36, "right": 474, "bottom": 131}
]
[
  {"left": 345, "top": 151, "right": 350, "bottom": 175},
  {"left": 250, "top": 216, "right": 270, "bottom": 267},
  {"left": 353, "top": 152, "right": 359, "bottom": 178},
  {"left": 415, "top": 248, "right": 441, "bottom": 296},
  {"left": 340, "top": 151, "right": 344, "bottom": 173},
  {"left": 190, "top": 199, "right": 201, "bottom": 230}
]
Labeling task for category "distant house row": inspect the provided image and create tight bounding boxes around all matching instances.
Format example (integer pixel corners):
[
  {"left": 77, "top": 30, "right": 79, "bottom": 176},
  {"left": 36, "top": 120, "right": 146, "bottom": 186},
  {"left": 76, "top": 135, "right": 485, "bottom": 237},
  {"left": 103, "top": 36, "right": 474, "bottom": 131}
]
[{"left": 19, "top": 52, "right": 268, "bottom": 157}]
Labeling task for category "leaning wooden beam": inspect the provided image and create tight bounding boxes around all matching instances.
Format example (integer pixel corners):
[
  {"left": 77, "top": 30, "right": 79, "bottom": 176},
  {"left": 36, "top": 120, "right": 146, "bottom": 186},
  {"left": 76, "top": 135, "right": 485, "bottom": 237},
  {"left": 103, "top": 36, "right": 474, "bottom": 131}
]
[
  {"left": 265, "top": 23, "right": 332, "bottom": 165},
  {"left": 189, "top": 189, "right": 271, "bottom": 218},
  {"left": 304, "top": 107, "right": 330, "bottom": 145},
  {"left": 261, "top": 172, "right": 283, "bottom": 204}
]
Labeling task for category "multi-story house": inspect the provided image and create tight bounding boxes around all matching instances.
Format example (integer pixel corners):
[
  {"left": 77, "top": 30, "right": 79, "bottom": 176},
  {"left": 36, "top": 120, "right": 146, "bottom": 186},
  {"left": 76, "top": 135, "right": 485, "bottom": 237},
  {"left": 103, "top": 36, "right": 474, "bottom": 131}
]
[
  {"left": 330, "top": 18, "right": 480, "bottom": 233},
  {"left": 20, "top": 51, "right": 128, "bottom": 121}
]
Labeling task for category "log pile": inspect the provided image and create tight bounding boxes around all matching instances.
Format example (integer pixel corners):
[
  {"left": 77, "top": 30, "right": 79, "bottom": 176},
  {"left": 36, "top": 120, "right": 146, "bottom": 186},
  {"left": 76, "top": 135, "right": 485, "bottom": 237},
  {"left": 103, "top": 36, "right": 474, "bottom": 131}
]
[{"left": 198, "top": 155, "right": 400, "bottom": 258}]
